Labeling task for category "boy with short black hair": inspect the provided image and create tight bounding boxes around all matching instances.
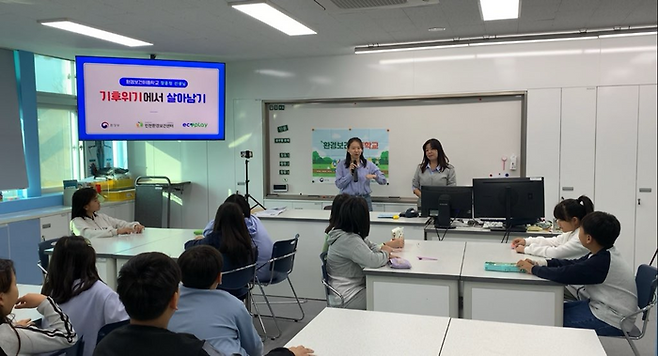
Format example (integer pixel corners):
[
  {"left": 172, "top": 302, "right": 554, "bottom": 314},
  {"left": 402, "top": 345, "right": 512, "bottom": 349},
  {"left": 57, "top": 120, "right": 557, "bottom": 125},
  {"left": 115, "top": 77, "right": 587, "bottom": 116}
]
[
  {"left": 169, "top": 246, "right": 313, "bottom": 356},
  {"left": 93, "top": 252, "right": 222, "bottom": 356},
  {"left": 517, "top": 211, "right": 638, "bottom": 336}
]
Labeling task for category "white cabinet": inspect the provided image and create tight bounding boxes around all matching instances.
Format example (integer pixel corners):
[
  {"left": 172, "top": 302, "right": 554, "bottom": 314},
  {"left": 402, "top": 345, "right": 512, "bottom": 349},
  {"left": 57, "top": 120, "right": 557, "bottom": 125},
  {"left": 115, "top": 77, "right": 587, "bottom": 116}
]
[
  {"left": 560, "top": 87, "right": 596, "bottom": 200},
  {"left": 40, "top": 213, "right": 71, "bottom": 240},
  {"left": 595, "top": 86, "right": 639, "bottom": 266},
  {"left": 385, "top": 203, "right": 416, "bottom": 213},
  {"left": 292, "top": 201, "right": 325, "bottom": 210},
  {"left": 102, "top": 202, "right": 135, "bottom": 223},
  {"left": 634, "top": 85, "right": 657, "bottom": 265}
]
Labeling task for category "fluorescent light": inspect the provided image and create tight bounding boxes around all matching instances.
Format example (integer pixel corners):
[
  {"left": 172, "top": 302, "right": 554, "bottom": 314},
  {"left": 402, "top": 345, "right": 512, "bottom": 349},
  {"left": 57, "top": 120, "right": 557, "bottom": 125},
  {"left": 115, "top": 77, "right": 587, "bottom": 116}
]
[
  {"left": 39, "top": 20, "right": 152, "bottom": 47},
  {"left": 380, "top": 55, "right": 476, "bottom": 65},
  {"left": 469, "top": 36, "right": 597, "bottom": 46},
  {"left": 599, "top": 31, "right": 657, "bottom": 38},
  {"left": 232, "top": 2, "right": 315, "bottom": 36},
  {"left": 479, "top": 0, "right": 520, "bottom": 21},
  {"left": 355, "top": 43, "right": 467, "bottom": 54}
]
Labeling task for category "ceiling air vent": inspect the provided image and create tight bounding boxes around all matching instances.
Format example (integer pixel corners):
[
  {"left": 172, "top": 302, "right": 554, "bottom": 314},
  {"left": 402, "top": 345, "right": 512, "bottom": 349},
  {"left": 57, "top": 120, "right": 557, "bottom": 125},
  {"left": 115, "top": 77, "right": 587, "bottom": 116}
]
[{"left": 315, "top": 0, "right": 440, "bottom": 12}]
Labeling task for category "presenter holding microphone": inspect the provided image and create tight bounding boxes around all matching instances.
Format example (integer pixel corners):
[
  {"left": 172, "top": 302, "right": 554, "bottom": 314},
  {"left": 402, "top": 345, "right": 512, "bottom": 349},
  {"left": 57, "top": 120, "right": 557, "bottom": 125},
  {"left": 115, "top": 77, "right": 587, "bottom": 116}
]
[
  {"left": 335, "top": 137, "right": 387, "bottom": 211},
  {"left": 412, "top": 138, "right": 456, "bottom": 208}
]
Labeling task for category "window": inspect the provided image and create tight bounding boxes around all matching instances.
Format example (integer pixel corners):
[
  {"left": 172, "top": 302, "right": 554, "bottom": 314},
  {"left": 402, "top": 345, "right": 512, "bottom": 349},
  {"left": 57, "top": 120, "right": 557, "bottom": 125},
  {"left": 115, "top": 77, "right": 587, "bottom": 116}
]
[
  {"left": 37, "top": 107, "right": 83, "bottom": 190},
  {"left": 34, "top": 54, "right": 76, "bottom": 95}
]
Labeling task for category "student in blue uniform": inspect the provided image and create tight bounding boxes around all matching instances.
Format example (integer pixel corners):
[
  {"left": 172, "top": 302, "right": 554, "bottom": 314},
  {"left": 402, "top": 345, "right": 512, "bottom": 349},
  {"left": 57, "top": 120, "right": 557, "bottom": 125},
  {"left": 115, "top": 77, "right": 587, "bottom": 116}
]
[
  {"left": 335, "top": 137, "right": 387, "bottom": 211},
  {"left": 516, "top": 211, "right": 638, "bottom": 336}
]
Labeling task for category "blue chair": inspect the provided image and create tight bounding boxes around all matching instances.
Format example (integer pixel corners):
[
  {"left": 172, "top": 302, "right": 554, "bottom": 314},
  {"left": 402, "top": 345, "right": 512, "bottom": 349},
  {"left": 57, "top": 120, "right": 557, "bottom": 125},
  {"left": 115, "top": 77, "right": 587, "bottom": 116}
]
[
  {"left": 618, "top": 264, "right": 657, "bottom": 356},
  {"left": 319, "top": 252, "right": 344, "bottom": 307},
  {"left": 50, "top": 336, "right": 84, "bottom": 356},
  {"left": 220, "top": 262, "right": 270, "bottom": 339},
  {"left": 96, "top": 319, "right": 129, "bottom": 345},
  {"left": 253, "top": 234, "right": 304, "bottom": 339},
  {"left": 37, "top": 238, "right": 60, "bottom": 276}
]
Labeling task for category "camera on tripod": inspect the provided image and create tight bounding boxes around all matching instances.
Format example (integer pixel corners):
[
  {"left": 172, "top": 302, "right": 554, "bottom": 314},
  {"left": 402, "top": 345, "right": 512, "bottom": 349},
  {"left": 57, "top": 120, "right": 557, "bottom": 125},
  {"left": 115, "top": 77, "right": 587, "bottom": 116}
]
[{"left": 240, "top": 150, "right": 253, "bottom": 159}]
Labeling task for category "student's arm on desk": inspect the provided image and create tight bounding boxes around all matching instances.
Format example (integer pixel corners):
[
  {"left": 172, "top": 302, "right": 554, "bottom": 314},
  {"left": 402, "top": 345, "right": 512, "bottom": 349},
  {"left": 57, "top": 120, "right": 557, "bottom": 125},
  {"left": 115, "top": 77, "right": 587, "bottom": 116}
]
[
  {"left": 524, "top": 235, "right": 588, "bottom": 259},
  {"left": 184, "top": 236, "right": 209, "bottom": 249},
  {"left": 531, "top": 253, "right": 609, "bottom": 285}
]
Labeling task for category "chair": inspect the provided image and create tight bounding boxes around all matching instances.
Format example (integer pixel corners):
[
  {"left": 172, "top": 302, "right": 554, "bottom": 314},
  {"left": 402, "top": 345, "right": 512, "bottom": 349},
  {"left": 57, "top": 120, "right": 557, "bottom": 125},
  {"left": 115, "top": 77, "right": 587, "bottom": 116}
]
[
  {"left": 220, "top": 262, "right": 271, "bottom": 339},
  {"left": 50, "top": 336, "right": 84, "bottom": 356},
  {"left": 323, "top": 205, "right": 332, "bottom": 210},
  {"left": 319, "top": 252, "right": 344, "bottom": 308},
  {"left": 618, "top": 264, "right": 657, "bottom": 356},
  {"left": 252, "top": 234, "right": 304, "bottom": 339},
  {"left": 96, "top": 319, "right": 129, "bottom": 345},
  {"left": 37, "top": 238, "right": 60, "bottom": 276}
]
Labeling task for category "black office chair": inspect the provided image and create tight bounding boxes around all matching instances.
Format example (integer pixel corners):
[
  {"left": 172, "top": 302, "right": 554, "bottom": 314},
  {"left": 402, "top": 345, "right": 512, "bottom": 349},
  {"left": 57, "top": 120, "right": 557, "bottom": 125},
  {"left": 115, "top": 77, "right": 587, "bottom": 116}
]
[
  {"left": 616, "top": 264, "right": 658, "bottom": 356},
  {"left": 96, "top": 319, "right": 129, "bottom": 345},
  {"left": 49, "top": 336, "right": 84, "bottom": 356},
  {"left": 319, "top": 252, "right": 345, "bottom": 308},
  {"left": 253, "top": 234, "right": 304, "bottom": 339},
  {"left": 37, "top": 238, "right": 60, "bottom": 277}
]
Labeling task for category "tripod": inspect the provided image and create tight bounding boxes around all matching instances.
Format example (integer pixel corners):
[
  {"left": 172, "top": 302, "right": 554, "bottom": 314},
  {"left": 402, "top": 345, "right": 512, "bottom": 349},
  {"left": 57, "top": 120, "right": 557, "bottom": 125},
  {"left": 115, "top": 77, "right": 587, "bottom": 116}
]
[{"left": 243, "top": 158, "right": 266, "bottom": 211}]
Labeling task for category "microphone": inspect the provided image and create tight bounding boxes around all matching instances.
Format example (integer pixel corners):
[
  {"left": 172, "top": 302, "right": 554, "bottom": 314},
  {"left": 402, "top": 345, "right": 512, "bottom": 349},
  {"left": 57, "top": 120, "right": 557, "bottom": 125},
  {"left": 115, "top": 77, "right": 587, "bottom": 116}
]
[{"left": 352, "top": 160, "right": 358, "bottom": 182}]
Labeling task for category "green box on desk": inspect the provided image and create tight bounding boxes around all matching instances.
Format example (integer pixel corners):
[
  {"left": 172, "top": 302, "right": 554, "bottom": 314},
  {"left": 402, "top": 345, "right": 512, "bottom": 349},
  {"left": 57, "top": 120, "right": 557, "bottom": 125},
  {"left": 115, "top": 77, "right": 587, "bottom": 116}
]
[{"left": 484, "top": 262, "right": 522, "bottom": 273}]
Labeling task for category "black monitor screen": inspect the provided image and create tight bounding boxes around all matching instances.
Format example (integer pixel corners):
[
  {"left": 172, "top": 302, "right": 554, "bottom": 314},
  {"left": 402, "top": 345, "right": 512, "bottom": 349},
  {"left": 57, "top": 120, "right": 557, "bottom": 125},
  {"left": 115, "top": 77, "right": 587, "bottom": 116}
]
[
  {"left": 472, "top": 177, "right": 545, "bottom": 225},
  {"left": 420, "top": 186, "right": 473, "bottom": 218}
]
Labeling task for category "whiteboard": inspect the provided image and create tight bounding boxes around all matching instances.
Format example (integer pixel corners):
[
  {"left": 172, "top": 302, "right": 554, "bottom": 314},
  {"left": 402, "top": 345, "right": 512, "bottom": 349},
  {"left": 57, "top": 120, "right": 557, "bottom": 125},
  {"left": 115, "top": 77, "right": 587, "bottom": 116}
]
[{"left": 265, "top": 94, "right": 525, "bottom": 199}]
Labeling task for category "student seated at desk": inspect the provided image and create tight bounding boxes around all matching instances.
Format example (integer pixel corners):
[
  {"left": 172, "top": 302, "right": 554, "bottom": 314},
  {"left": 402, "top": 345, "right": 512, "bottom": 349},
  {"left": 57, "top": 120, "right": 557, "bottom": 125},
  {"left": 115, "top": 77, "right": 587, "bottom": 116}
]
[
  {"left": 511, "top": 195, "right": 593, "bottom": 259},
  {"left": 202, "top": 194, "right": 274, "bottom": 282},
  {"left": 70, "top": 187, "right": 144, "bottom": 238},
  {"left": 169, "top": 246, "right": 313, "bottom": 356},
  {"left": 0, "top": 259, "right": 78, "bottom": 356},
  {"left": 41, "top": 235, "right": 128, "bottom": 356},
  {"left": 516, "top": 211, "right": 638, "bottom": 336},
  {"left": 94, "top": 252, "right": 221, "bottom": 356},
  {"left": 185, "top": 202, "right": 257, "bottom": 300},
  {"left": 326, "top": 196, "right": 397, "bottom": 310},
  {"left": 322, "top": 194, "right": 403, "bottom": 254}
]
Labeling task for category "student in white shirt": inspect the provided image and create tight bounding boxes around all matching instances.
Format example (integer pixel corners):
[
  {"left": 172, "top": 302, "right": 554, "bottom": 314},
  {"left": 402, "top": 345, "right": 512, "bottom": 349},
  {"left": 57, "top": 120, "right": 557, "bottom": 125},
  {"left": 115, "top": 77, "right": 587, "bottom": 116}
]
[
  {"left": 41, "top": 235, "right": 128, "bottom": 356},
  {"left": 511, "top": 195, "right": 594, "bottom": 259},
  {"left": 0, "top": 259, "right": 78, "bottom": 356},
  {"left": 70, "top": 187, "right": 144, "bottom": 238}
]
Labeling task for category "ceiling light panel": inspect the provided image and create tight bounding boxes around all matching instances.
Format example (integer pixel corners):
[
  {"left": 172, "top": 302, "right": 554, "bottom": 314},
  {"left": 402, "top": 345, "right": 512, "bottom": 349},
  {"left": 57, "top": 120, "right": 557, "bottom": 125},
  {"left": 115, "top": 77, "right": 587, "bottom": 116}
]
[
  {"left": 232, "top": 2, "right": 316, "bottom": 36},
  {"left": 39, "top": 20, "right": 152, "bottom": 47},
  {"left": 479, "top": 0, "right": 520, "bottom": 21}
]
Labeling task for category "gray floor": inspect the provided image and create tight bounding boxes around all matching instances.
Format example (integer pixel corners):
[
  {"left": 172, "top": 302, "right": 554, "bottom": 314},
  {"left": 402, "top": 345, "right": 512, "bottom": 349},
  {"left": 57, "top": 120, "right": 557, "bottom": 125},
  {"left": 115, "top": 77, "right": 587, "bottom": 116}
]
[{"left": 251, "top": 295, "right": 657, "bottom": 356}]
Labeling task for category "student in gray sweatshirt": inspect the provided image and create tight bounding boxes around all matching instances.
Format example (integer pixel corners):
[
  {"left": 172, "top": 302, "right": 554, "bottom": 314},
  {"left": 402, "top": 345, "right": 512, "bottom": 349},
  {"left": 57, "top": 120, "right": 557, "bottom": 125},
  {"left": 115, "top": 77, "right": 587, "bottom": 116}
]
[{"left": 326, "top": 196, "right": 395, "bottom": 309}]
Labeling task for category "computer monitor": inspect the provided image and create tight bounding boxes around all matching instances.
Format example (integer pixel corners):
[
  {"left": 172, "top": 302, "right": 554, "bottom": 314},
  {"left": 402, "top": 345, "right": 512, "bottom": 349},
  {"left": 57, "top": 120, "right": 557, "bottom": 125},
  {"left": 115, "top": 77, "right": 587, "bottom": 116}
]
[
  {"left": 472, "top": 177, "right": 545, "bottom": 229},
  {"left": 420, "top": 186, "right": 473, "bottom": 228}
]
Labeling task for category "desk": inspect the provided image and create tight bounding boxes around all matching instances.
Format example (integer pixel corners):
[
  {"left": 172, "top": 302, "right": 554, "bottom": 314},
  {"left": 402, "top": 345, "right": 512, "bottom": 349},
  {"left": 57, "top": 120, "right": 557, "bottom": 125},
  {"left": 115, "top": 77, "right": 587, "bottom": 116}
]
[
  {"left": 13, "top": 284, "right": 44, "bottom": 322},
  {"left": 461, "top": 242, "right": 564, "bottom": 326},
  {"left": 114, "top": 233, "right": 190, "bottom": 272},
  {"left": 68, "top": 228, "right": 196, "bottom": 290},
  {"left": 424, "top": 225, "right": 558, "bottom": 242},
  {"left": 440, "top": 318, "right": 606, "bottom": 356},
  {"left": 364, "top": 241, "right": 464, "bottom": 317},
  {"left": 285, "top": 308, "right": 449, "bottom": 356},
  {"left": 259, "top": 210, "right": 429, "bottom": 299}
]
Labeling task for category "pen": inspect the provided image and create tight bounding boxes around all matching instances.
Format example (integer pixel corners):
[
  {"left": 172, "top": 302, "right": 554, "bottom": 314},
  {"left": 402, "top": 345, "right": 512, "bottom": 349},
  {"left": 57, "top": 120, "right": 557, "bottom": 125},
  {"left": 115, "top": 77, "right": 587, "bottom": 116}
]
[{"left": 417, "top": 256, "right": 438, "bottom": 261}]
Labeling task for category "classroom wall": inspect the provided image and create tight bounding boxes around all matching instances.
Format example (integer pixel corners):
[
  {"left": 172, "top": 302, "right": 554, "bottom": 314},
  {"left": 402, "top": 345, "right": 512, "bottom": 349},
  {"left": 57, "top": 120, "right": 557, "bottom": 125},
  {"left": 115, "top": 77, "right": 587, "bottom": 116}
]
[{"left": 128, "top": 35, "right": 656, "bottom": 238}]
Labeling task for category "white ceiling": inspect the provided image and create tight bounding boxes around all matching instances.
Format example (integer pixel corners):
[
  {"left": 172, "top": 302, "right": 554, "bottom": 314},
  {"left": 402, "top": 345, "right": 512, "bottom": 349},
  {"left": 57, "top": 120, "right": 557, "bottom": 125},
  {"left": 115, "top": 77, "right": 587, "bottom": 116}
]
[{"left": 0, "top": 0, "right": 655, "bottom": 62}]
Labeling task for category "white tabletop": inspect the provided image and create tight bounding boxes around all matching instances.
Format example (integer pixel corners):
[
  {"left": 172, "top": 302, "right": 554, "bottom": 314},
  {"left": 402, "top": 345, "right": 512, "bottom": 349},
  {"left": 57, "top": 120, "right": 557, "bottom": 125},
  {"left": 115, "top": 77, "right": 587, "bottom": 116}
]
[
  {"left": 460, "top": 242, "right": 557, "bottom": 285},
  {"left": 364, "top": 240, "right": 465, "bottom": 279},
  {"left": 258, "top": 209, "right": 428, "bottom": 226},
  {"left": 285, "top": 308, "right": 449, "bottom": 356},
  {"left": 440, "top": 318, "right": 606, "bottom": 356},
  {"left": 114, "top": 234, "right": 191, "bottom": 259},
  {"left": 12, "top": 284, "right": 44, "bottom": 322},
  {"left": 86, "top": 228, "right": 196, "bottom": 256}
]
